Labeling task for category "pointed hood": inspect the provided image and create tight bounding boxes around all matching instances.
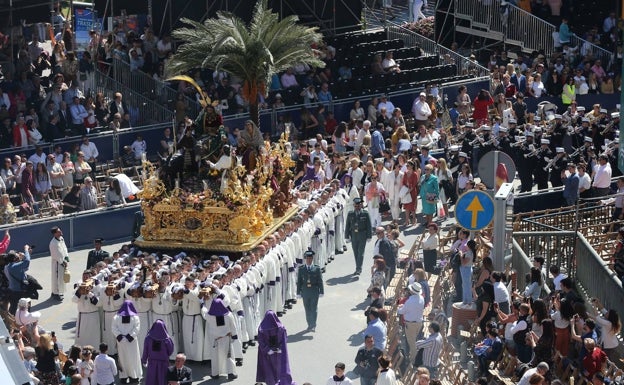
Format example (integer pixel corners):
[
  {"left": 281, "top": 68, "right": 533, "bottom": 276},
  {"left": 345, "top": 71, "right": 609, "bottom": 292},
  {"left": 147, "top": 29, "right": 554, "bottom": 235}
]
[
  {"left": 259, "top": 310, "right": 282, "bottom": 332},
  {"left": 117, "top": 300, "right": 138, "bottom": 316},
  {"left": 207, "top": 298, "right": 230, "bottom": 316},
  {"left": 146, "top": 319, "right": 170, "bottom": 341}
]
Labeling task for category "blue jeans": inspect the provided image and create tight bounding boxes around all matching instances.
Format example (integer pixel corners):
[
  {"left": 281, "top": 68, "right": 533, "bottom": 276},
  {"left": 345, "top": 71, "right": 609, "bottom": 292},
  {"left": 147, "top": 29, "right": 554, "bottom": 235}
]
[{"left": 460, "top": 265, "right": 472, "bottom": 304}]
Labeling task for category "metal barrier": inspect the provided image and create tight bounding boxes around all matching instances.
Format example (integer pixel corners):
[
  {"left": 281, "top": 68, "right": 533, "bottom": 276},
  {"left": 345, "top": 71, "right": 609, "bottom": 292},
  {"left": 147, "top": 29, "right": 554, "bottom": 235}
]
[
  {"left": 513, "top": 231, "right": 576, "bottom": 280},
  {"left": 93, "top": 69, "right": 173, "bottom": 127},
  {"left": 574, "top": 234, "right": 624, "bottom": 339},
  {"left": 454, "top": 0, "right": 614, "bottom": 64},
  {"left": 111, "top": 58, "right": 202, "bottom": 120},
  {"left": 384, "top": 25, "right": 490, "bottom": 78}
]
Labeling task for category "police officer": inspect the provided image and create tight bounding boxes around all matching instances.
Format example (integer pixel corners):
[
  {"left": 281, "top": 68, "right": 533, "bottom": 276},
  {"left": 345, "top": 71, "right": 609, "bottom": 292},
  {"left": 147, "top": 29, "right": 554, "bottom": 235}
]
[
  {"left": 345, "top": 197, "right": 372, "bottom": 276},
  {"left": 296, "top": 250, "right": 324, "bottom": 332}
]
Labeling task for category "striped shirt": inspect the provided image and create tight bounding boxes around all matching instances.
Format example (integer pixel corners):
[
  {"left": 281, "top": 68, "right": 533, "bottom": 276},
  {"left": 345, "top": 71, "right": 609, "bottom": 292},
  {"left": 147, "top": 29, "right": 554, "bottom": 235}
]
[{"left": 414, "top": 332, "right": 444, "bottom": 367}]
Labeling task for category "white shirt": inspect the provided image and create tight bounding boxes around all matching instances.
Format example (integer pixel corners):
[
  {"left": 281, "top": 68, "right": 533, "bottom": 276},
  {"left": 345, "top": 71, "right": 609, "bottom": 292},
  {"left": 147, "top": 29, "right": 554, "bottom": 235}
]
[
  {"left": 113, "top": 173, "right": 140, "bottom": 198},
  {"left": 80, "top": 142, "right": 99, "bottom": 160},
  {"left": 517, "top": 368, "right": 538, "bottom": 385},
  {"left": 578, "top": 172, "right": 591, "bottom": 192},
  {"left": 130, "top": 139, "right": 147, "bottom": 160},
  {"left": 553, "top": 273, "right": 567, "bottom": 291},
  {"left": 412, "top": 99, "right": 432, "bottom": 121},
  {"left": 397, "top": 294, "right": 424, "bottom": 322},
  {"left": 93, "top": 353, "right": 117, "bottom": 384},
  {"left": 592, "top": 162, "right": 612, "bottom": 188},
  {"left": 326, "top": 376, "right": 354, "bottom": 385},
  {"left": 531, "top": 81, "right": 545, "bottom": 98},
  {"left": 493, "top": 281, "right": 510, "bottom": 304},
  {"left": 28, "top": 152, "right": 46, "bottom": 166}
]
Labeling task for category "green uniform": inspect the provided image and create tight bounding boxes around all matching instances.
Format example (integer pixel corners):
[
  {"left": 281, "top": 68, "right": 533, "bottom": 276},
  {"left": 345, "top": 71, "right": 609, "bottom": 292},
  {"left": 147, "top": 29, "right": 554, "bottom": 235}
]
[
  {"left": 345, "top": 209, "right": 372, "bottom": 274},
  {"left": 296, "top": 263, "right": 324, "bottom": 330}
]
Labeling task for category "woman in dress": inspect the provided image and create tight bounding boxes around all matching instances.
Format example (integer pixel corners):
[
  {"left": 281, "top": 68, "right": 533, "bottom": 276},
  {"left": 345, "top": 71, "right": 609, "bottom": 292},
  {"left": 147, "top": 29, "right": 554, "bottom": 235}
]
[
  {"left": 333, "top": 122, "right": 348, "bottom": 154},
  {"left": 472, "top": 89, "right": 494, "bottom": 125},
  {"left": 74, "top": 152, "right": 92, "bottom": 184},
  {"left": 61, "top": 152, "right": 75, "bottom": 194},
  {"left": 456, "top": 164, "right": 473, "bottom": 196},
  {"left": 78, "top": 349, "right": 94, "bottom": 385},
  {"left": 401, "top": 160, "right": 421, "bottom": 226},
  {"left": 419, "top": 164, "right": 439, "bottom": 226},
  {"left": 368, "top": 258, "right": 386, "bottom": 298},
  {"left": 473, "top": 256, "right": 494, "bottom": 299},
  {"left": 460, "top": 239, "right": 476, "bottom": 306},
  {"left": 365, "top": 172, "right": 386, "bottom": 228},
  {"left": 551, "top": 296, "right": 574, "bottom": 356},
  {"left": 105, "top": 178, "right": 126, "bottom": 207},
  {"left": 350, "top": 100, "right": 365, "bottom": 121},
  {"left": 35, "top": 333, "right": 60, "bottom": 385},
  {"left": 435, "top": 158, "right": 453, "bottom": 220},
  {"left": 422, "top": 223, "right": 439, "bottom": 275}
]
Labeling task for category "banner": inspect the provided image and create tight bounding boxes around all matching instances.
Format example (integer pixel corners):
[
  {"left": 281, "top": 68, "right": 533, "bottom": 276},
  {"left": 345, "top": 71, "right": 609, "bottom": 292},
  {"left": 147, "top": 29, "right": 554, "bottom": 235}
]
[{"left": 74, "top": 7, "right": 95, "bottom": 54}]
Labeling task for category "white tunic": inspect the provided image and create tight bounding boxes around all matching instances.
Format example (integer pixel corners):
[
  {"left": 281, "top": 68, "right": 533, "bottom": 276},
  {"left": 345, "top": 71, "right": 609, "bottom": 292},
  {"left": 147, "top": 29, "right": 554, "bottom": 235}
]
[
  {"left": 72, "top": 289, "right": 102, "bottom": 348},
  {"left": 49, "top": 236, "right": 69, "bottom": 295},
  {"left": 150, "top": 287, "right": 180, "bottom": 360},
  {"left": 97, "top": 284, "right": 124, "bottom": 356},
  {"left": 203, "top": 310, "right": 238, "bottom": 376},
  {"left": 181, "top": 288, "right": 204, "bottom": 361},
  {"left": 111, "top": 314, "right": 142, "bottom": 380}
]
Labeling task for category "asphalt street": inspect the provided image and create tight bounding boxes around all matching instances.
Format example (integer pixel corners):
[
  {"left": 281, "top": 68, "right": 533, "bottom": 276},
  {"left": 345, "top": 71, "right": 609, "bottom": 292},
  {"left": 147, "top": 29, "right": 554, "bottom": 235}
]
[{"left": 25, "top": 213, "right": 436, "bottom": 384}]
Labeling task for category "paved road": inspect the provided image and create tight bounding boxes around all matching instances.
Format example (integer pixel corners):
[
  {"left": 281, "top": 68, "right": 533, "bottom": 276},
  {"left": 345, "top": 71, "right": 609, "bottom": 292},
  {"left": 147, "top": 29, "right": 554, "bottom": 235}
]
[{"left": 25, "top": 214, "right": 441, "bottom": 384}]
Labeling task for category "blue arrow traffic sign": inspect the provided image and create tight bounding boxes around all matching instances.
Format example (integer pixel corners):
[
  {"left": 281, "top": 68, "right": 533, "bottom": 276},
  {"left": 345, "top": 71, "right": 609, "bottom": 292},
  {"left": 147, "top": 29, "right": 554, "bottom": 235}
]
[{"left": 455, "top": 190, "right": 495, "bottom": 231}]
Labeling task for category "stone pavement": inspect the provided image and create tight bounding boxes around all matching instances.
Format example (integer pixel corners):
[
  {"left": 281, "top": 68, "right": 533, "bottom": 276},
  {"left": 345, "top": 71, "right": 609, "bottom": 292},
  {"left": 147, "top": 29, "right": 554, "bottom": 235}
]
[{"left": 25, "top": 213, "right": 447, "bottom": 384}]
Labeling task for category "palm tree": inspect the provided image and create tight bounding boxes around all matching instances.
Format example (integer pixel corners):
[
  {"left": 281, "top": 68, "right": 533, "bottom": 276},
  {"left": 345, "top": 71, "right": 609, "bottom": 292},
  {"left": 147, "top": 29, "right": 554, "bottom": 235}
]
[{"left": 167, "top": 0, "right": 326, "bottom": 126}]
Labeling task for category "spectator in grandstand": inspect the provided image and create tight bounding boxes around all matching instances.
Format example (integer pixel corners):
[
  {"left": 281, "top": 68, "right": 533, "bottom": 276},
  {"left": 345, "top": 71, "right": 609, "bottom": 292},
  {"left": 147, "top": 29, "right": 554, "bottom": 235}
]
[
  {"left": 79, "top": 177, "right": 98, "bottom": 211},
  {"left": 589, "top": 297, "right": 621, "bottom": 363},
  {"left": 472, "top": 89, "right": 493, "bottom": 125},
  {"left": 475, "top": 327, "right": 503, "bottom": 376},
  {"left": 108, "top": 92, "right": 128, "bottom": 118},
  {"left": 474, "top": 280, "right": 496, "bottom": 336},
  {"left": 591, "top": 154, "right": 612, "bottom": 197},
  {"left": 281, "top": 68, "right": 299, "bottom": 89},
  {"left": 105, "top": 178, "right": 126, "bottom": 207},
  {"left": 80, "top": 136, "right": 99, "bottom": 173},
  {"left": 317, "top": 82, "right": 332, "bottom": 107},
  {"left": 581, "top": 338, "right": 607, "bottom": 379},
  {"left": 62, "top": 185, "right": 81, "bottom": 214},
  {"left": 528, "top": 318, "right": 555, "bottom": 367},
  {"left": 414, "top": 321, "right": 443, "bottom": 378},
  {"left": 511, "top": 302, "right": 533, "bottom": 363},
  {"left": 517, "top": 363, "right": 549, "bottom": 385}
]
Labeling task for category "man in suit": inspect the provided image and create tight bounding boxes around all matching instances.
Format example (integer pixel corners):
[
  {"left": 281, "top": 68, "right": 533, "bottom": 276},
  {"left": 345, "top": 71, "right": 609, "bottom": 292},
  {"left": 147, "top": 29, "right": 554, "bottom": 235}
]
[
  {"left": 562, "top": 163, "right": 579, "bottom": 206},
  {"left": 86, "top": 238, "right": 110, "bottom": 269},
  {"left": 374, "top": 227, "right": 396, "bottom": 285},
  {"left": 296, "top": 250, "right": 324, "bottom": 332},
  {"left": 167, "top": 353, "right": 192, "bottom": 385},
  {"left": 109, "top": 92, "right": 129, "bottom": 117},
  {"left": 345, "top": 197, "right": 372, "bottom": 276}
]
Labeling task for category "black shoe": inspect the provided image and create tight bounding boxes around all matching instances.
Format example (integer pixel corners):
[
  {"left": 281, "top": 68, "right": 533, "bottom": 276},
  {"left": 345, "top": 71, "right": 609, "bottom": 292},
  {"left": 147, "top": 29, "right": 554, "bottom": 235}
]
[
  {"left": 228, "top": 374, "right": 238, "bottom": 380},
  {"left": 343, "top": 246, "right": 347, "bottom": 251},
  {"left": 211, "top": 375, "right": 221, "bottom": 379},
  {"left": 235, "top": 358, "right": 243, "bottom": 367},
  {"left": 277, "top": 312, "right": 284, "bottom": 317},
  {"left": 243, "top": 342, "right": 248, "bottom": 350},
  {"left": 291, "top": 299, "right": 297, "bottom": 304},
  {"left": 284, "top": 304, "right": 292, "bottom": 309},
  {"left": 248, "top": 340, "right": 256, "bottom": 346}
]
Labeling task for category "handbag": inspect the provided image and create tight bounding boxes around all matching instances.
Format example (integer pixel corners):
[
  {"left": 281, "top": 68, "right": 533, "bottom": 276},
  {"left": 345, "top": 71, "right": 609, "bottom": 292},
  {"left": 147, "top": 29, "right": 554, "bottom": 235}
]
[
  {"left": 379, "top": 193, "right": 390, "bottom": 213},
  {"left": 63, "top": 268, "right": 71, "bottom": 284},
  {"left": 19, "top": 203, "right": 33, "bottom": 217},
  {"left": 426, "top": 192, "right": 438, "bottom": 203},
  {"left": 399, "top": 185, "right": 412, "bottom": 204}
]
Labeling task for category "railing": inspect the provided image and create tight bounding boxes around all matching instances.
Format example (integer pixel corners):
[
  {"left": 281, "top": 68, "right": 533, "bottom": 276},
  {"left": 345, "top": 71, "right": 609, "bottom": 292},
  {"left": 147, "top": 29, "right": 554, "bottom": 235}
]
[
  {"left": 384, "top": 25, "right": 490, "bottom": 78},
  {"left": 111, "top": 58, "right": 202, "bottom": 120},
  {"left": 454, "top": 0, "right": 614, "bottom": 65},
  {"left": 93, "top": 68, "right": 173, "bottom": 127},
  {"left": 574, "top": 234, "right": 624, "bottom": 339},
  {"left": 513, "top": 231, "right": 576, "bottom": 279}
]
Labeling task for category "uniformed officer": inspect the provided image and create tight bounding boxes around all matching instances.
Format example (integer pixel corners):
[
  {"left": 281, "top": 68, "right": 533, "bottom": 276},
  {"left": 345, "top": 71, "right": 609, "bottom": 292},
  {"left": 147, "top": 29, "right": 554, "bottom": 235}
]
[
  {"left": 86, "top": 238, "right": 110, "bottom": 270},
  {"left": 344, "top": 197, "right": 372, "bottom": 276},
  {"left": 296, "top": 250, "right": 324, "bottom": 332}
]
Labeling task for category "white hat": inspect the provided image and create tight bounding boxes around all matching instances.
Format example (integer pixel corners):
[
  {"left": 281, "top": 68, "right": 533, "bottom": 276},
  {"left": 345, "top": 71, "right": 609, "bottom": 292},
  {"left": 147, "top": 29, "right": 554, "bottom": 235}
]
[
  {"left": 481, "top": 125, "right": 491, "bottom": 131},
  {"left": 556, "top": 147, "right": 564, "bottom": 153},
  {"left": 582, "top": 117, "right": 590, "bottom": 123},
  {"left": 408, "top": 282, "right": 422, "bottom": 294},
  {"left": 600, "top": 108, "right": 608, "bottom": 114},
  {"left": 541, "top": 139, "right": 550, "bottom": 145},
  {"left": 577, "top": 106, "right": 586, "bottom": 112},
  {"left": 534, "top": 127, "right": 542, "bottom": 132},
  {"left": 459, "top": 152, "right": 468, "bottom": 158},
  {"left": 526, "top": 132, "right": 535, "bottom": 137},
  {"left": 509, "top": 118, "right": 517, "bottom": 124},
  {"left": 449, "top": 145, "right": 460, "bottom": 151},
  {"left": 419, "top": 92, "right": 426, "bottom": 97},
  {"left": 611, "top": 112, "right": 619, "bottom": 119},
  {"left": 584, "top": 136, "right": 593, "bottom": 142},
  {"left": 554, "top": 114, "right": 562, "bottom": 119},
  {"left": 500, "top": 127, "right": 508, "bottom": 133},
  {"left": 275, "top": 93, "right": 282, "bottom": 99}
]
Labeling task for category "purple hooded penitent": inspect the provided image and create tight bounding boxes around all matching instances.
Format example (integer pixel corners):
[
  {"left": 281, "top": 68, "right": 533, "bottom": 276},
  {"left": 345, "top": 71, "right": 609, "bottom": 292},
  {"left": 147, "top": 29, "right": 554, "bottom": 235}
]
[
  {"left": 141, "top": 319, "right": 174, "bottom": 385},
  {"left": 256, "top": 310, "right": 295, "bottom": 385},
  {"left": 117, "top": 300, "right": 138, "bottom": 316}
]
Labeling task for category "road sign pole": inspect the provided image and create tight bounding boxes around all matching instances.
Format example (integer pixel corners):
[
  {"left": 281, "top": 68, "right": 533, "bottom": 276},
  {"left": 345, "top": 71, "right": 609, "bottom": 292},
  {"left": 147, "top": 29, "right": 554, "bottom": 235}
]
[{"left": 493, "top": 183, "right": 514, "bottom": 271}]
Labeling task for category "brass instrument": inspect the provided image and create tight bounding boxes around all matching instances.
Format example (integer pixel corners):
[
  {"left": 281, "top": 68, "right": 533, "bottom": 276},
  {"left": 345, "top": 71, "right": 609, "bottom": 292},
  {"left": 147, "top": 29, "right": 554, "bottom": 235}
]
[
  {"left": 78, "top": 278, "right": 94, "bottom": 296},
  {"left": 604, "top": 140, "right": 619, "bottom": 156},
  {"left": 511, "top": 136, "right": 527, "bottom": 147},
  {"left": 482, "top": 137, "right": 497, "bottom": 147},
  {"left": 469, "top": 136, "right": 483, "bottom": 146},
  {"left": 524, "top": 146, "right": 542, "bottom": 158},
  {"left": 198, "top": 286, "right": 213, "bottom": 300},
  {"left": 601, "top": 121, "right": 615, "bottom": 136},
  {"left": 569, "top": 147, "right": 581, "bottom": 159},
  {"left": 543, "top": 156, "right": 558, "bottom": 172}
]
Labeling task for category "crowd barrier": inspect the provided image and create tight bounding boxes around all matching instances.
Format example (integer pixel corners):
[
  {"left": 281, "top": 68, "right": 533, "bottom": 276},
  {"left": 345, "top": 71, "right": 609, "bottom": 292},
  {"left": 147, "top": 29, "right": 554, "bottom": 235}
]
[{"left": 3, "top": 203, "right": 140, "bottom": 258}]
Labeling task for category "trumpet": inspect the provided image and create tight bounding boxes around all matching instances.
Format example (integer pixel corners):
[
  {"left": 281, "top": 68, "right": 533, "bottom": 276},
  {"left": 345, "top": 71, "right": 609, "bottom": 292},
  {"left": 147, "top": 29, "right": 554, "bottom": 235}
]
[
  {"left": 482, "top": 137, "right": 497, "bottom": 147},
  {"left": 524, "top": 147, "right": 542, "bottom": 158},
  {"left": 543, "top": 156, "right": 558, "bottom": 171},
  {"left": 604, "top": 140, "right": 619, "bottom": 156},
  {"left": 511, "top": 136, "right": 527, "bottom": 147},
  {"left": 569, "top": 146, "right": 581, "bottom": 159},
  {"left": 601, "top": 122, "right": 615, "bottom": 136},
  {"left": 469, "top": 136, "right": 483, "bottom": 146}
]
